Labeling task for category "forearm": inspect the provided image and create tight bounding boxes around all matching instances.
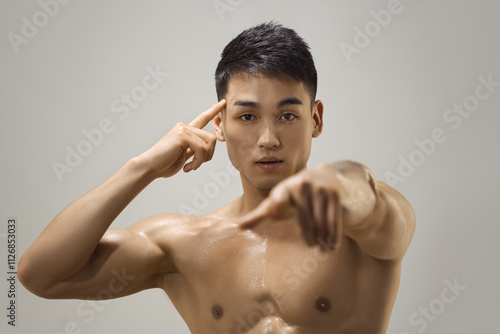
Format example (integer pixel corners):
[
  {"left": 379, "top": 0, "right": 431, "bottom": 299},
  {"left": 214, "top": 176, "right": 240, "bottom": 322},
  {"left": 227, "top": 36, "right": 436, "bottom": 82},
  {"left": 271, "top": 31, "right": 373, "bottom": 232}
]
[
  {"left": 19, "top": 156, "right": 157, "bottom": 286},
  {"left": 329, "top": 160, "right": 380, "bottom": 232},
  {"left": 331, "top": 160, "right": 414, "bottom": 260}
]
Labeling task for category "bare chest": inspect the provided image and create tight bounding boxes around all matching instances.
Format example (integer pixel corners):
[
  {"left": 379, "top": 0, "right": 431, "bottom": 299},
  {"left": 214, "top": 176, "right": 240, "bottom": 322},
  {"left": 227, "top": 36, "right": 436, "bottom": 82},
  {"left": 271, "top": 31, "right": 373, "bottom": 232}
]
[{"left": 167, "top": 221, "right": 396, "bottom": 333}]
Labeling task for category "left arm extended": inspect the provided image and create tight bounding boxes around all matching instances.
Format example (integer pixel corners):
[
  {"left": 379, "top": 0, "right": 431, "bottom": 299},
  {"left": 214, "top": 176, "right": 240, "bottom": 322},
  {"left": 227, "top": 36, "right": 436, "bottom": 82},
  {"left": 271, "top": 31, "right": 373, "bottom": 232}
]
[
  {"left": 331, "top": 161, "right": 416, "bottom": 260},
  {"left": 239, "top": 160, "right": 416, "bottom": 261}
]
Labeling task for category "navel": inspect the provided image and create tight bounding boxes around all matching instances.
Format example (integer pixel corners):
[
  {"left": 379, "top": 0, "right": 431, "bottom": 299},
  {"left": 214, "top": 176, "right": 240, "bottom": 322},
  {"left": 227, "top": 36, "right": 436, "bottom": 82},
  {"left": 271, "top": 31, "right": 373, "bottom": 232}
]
[
  {"left": 212, "top": 304, "right": 224, "bottom": 319},
  {"left": 315, "top": 297, "right": 331, "bottom": 312}
]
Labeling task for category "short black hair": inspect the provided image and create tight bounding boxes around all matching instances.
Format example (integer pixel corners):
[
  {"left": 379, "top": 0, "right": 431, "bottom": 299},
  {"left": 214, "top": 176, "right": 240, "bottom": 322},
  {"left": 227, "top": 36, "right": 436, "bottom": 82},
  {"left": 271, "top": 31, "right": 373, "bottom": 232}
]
[{"left": 215, "top": 22, "right": 317, "bottom": 104}]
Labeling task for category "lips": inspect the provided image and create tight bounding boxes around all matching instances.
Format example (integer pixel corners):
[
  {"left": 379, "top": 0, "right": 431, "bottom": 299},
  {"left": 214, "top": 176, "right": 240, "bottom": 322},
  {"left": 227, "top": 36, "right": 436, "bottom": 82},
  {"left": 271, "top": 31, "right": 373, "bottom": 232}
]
[
  {"left": 256, "top": 157, "right": 283, "bottom": 163},
  {"left": 256, "top": 157, "right": 283, "bottom": 170}
]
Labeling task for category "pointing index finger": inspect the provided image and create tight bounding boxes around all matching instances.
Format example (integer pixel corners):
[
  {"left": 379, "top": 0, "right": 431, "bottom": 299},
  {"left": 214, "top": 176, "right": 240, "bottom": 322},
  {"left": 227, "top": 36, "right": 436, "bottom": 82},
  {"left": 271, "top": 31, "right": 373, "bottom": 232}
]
[{"left": 189, "top": 99, "right": 226, "bottom": 129}]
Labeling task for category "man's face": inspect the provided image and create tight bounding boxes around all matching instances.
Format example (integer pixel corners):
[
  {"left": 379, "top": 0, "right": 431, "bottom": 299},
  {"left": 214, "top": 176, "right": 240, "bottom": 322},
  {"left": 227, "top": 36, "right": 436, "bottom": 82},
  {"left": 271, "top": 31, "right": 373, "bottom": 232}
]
[{"left": 213, "top": 73, "right": 323, "bottom": 191}]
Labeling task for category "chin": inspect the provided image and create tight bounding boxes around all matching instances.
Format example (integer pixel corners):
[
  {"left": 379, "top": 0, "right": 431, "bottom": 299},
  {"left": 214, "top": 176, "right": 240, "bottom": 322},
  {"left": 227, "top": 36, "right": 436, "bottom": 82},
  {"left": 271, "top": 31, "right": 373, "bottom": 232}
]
[
  {"left": 255, "top": 181, "right": 278, "bottom": 191},
  {"left": 241, "top": 163, "right": 301, "bottom": 190},
  {"left": 251, "top": 174, "right": 288, "bottom": 191}
]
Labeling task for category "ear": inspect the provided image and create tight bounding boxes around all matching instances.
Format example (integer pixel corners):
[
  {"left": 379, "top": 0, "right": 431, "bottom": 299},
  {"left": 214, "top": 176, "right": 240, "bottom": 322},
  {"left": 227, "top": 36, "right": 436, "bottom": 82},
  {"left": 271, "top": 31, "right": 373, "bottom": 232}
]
[
  {"left": 212, "top": 111, "right": 226, "bottom": 142},
  {"left": 312, "top": 100, "right": 324, "bottom": 138}
]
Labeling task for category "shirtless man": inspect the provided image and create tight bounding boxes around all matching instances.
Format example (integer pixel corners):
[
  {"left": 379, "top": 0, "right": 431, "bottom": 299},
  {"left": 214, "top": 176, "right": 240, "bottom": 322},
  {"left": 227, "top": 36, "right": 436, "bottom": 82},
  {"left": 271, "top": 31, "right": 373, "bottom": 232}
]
[{"left": 19, "top": 22, "right": 415, "bottom": 333}]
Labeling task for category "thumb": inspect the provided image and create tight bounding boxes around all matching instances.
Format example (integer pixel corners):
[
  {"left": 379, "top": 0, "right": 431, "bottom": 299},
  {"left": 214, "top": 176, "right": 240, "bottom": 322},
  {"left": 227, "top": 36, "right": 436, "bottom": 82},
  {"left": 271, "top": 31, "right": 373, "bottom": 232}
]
[
  {"left": 238, "top": 198, "right": 277, "bottom": 229},
  {"left": 238, "top": 184, "right": 293, "bottom": 229}
]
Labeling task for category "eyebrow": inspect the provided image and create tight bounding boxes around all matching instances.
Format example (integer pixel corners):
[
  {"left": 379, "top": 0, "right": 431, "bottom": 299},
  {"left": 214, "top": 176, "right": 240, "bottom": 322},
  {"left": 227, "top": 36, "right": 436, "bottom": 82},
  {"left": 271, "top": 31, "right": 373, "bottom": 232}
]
[
  {"left": 278, "top": 97, "right": 303, "bottom": 108},
  {"left": 233, "top": 97, "right": 303, "bottom": 109},
  {"left": 233, "top": 100, "right": 259, "bottom": 108}
]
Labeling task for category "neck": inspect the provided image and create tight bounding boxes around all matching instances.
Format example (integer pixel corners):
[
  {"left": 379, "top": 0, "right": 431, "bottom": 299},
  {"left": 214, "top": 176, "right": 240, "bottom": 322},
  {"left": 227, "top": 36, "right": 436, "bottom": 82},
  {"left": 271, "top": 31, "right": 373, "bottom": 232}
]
[
  {"left": 237, "top": 181, "right": 270, "bottom": 216},
  {"left": 209, "top": 174, "right": 272, "bottom": 221}
]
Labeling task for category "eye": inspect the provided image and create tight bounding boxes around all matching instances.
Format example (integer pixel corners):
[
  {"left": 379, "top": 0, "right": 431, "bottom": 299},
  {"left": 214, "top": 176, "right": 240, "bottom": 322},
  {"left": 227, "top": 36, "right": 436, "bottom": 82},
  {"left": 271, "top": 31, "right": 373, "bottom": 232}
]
[
  {"left": 280, "top": 113, "right": 297, "bottom": 121},
  {"left": 239, "top": 114, "right": 256, "bottom": 121}
]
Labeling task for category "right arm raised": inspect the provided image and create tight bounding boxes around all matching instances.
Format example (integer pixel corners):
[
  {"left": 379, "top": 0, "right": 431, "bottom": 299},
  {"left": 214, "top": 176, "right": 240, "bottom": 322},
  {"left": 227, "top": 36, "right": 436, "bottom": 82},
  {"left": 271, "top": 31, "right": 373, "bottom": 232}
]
[{"left": 18, "top": 100, "right": 226, "bottom": 299}]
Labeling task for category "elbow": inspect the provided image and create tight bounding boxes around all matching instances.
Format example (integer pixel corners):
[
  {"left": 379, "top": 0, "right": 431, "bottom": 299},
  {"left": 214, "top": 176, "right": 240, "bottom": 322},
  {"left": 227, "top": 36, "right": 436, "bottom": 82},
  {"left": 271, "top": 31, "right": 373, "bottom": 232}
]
[{"left": 18, "top": 255, "right": 58, "bottom": 299}]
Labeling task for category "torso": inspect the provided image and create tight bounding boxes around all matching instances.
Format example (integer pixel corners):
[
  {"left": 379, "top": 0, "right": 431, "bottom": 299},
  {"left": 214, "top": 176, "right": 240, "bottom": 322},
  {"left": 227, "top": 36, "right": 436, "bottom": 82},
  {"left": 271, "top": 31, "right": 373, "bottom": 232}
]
[{"left": 156, "top": 213, "right": 402, "bottom": 334}]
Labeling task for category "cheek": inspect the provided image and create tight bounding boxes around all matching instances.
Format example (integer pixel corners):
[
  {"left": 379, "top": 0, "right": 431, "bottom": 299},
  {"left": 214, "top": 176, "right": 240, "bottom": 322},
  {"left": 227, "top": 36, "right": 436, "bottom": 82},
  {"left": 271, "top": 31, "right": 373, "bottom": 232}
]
[
  {"left": 224, "top": 130, "right": 255, "bottom": 169},
  {"left": 285, "top": 126, "right": 313, "bottom": 162},
  {"left": 225, "top": 127, "right": 254, "bottom": 153},
  {"left": 286, "top": 125, "right": 309, "bottom": 145}
]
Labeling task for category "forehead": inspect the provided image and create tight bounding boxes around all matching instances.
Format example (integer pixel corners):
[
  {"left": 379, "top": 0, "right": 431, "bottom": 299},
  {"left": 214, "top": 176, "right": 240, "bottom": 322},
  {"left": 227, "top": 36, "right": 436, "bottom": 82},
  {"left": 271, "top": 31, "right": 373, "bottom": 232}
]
[{"left": 225, "top": 73, "right": 310, "bottom": 106}]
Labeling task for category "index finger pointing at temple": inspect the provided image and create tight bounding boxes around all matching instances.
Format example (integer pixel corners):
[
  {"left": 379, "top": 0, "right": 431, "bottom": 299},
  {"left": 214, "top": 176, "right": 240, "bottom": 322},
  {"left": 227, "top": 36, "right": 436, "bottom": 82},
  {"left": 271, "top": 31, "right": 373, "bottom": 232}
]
[{"left": 189, "top": 99, "right": 226, "bottom": 129}]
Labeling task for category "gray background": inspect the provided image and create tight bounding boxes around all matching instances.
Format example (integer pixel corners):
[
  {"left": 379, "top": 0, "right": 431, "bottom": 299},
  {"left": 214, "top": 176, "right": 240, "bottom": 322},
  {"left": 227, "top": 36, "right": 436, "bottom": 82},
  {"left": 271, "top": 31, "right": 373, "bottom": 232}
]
[{"left": 1, "top": 0, "right": 499, "bottom": 333}]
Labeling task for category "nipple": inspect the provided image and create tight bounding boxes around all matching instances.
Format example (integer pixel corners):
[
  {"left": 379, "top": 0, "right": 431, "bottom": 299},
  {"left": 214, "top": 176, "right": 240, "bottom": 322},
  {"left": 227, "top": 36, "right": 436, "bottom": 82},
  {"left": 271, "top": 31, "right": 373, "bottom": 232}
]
[
  {"left": 315, "top": 297, "right": 331, "bottom": 312},
  {"left": 212, "top": 304, "right": 224, "bottom": 319}
]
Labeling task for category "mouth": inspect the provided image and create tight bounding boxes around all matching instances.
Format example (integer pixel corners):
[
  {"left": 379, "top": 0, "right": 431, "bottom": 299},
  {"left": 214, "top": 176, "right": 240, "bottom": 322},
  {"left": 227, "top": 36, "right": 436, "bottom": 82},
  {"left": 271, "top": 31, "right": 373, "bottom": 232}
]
[{"left": 256, "top": 157, "right": 283, "bottom": 170}]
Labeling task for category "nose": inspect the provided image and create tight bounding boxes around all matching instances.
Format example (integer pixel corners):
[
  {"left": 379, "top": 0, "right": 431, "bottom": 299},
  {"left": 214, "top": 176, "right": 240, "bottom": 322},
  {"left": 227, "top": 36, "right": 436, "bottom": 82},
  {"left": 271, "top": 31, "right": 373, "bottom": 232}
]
[{"left": 257, "top": 122, "right": 281, "bottom": 149}]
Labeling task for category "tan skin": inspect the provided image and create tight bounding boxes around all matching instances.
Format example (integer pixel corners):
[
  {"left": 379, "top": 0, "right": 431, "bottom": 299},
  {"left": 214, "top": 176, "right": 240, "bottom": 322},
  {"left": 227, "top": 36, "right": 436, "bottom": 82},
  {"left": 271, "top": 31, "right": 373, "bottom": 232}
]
[{"left": 19, "top": 74, "right": 415, "bottom": 333}]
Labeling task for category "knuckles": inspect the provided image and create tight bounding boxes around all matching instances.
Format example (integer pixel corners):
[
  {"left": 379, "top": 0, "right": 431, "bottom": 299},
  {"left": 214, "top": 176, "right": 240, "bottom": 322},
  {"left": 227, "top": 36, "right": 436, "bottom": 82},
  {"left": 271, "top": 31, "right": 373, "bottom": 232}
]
[
  {"left": 290, "top": 173, "right": 337, "bottom": 198},
  {"left": 174, "top": 122, "right": 188, "bottom": 134},
  {"left": 175, "top": 122, "right": 187, "bottom": 128}
]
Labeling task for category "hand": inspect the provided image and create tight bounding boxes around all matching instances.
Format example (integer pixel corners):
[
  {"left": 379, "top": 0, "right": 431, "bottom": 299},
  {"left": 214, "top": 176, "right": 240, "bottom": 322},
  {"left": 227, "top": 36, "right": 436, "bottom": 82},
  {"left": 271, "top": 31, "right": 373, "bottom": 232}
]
[
  {"left": 238, "top": 164, "right": 343, "bottom": 250},
  {"left": 140, "top": 100, "right": 226, "bottom": 178}
]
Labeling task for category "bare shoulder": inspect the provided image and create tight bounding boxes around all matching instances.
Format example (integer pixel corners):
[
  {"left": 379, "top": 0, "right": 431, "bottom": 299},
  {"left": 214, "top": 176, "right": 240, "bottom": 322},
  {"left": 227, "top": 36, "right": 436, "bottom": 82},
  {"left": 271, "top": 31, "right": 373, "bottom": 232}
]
[
  {"left": 376, "top": 181, "right": 416, "bottom": 232},
  {"left": 127, "top": 213, "right": 209, "bottom": 247},
  {"left": 376, "top": 181, "right": 416, "bottom": 259},
  {"left": 347, "top": 180, "right": 416, "bottom": 263},
  {"left": 128, "top": 212, "right": 194, "bottom": 235},
  {"left": 126, "top": 212, "right": 221, "bottom": 260}
]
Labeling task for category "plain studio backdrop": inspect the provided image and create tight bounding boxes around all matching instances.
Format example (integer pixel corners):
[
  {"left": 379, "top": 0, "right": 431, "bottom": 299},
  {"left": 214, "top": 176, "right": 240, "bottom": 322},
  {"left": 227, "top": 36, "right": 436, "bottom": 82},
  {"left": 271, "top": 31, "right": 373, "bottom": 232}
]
[{"left": 1, "top": 1, "right": 499, "bottom": 333}]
